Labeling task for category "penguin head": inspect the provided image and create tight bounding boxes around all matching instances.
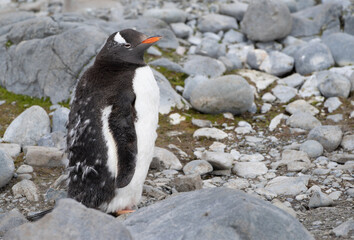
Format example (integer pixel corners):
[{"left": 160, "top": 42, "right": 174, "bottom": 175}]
[{"left": 96, "top": 29, "right": 161, "bottom": 66}]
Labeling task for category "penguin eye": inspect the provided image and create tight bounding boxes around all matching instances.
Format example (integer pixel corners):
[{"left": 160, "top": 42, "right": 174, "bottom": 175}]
[{"left": 124, "top": 43, "right": 131, "bottom": 48}]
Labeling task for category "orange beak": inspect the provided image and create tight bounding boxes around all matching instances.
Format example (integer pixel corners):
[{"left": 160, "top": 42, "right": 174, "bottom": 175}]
[{"left": 141, "top": 36, "right": 161, "bottom": 44}]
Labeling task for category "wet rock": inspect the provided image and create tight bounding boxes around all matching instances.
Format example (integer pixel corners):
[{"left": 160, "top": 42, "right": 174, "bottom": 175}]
[
  {"left": 0, "top": 143, "right": 21, "bottom": 158},
  {"left": 308, "top": 126, "right": 343, "bottom": 152},
  {"left": 183, "top": 160, "right": 213, "bottom": 175},
  {"left": 52, "top": 107, "right": 69, "bottom": 133},
  {"left": 308, "top": 191, "right": 334, "bottom": 208},
  {"left": 265, "top": 176, "right": 309, "bottom": 196},
  {"left": 324, "top": 97, "right": 342, "bottom": 113},
  {"left": 152, "top": 147, "right": 182, "bottom": 171},
  {"left": 272, "top": 85, "right": 297, "bottom": 103},
  {"left": 190, "top": 75, "right": 254, "bottom": 115},
  {"left": 150, "top": 58, "right": 184, "bottom": 73},
  {"left": 202, "top": 151, "right": 233, "bottom": 170},
  {"left": 191, "top": 118, "right": 212, "bottom": 128},
  {"left": 332, "top": 219, "right": 354, "bottom": 237},
  {"left": 11, "top": 180, "right": 39, "bottom": 202},
  {"left": 198, "top": 14, "right": 238, "bottom": 33},
  {"left": 0, "top": 209, "right": 28, "bottom": 237},
  {"left": 0, "top": 150, "right": 15, "bottom": 188},
  {"left": 317, "top": 71, "right": 351, "bottom": 98},
  {"left": 286, "top": 99, "right": 319, "bottom": 116},
  {"left": 193, "top": 128, "right": 228, "bottom": 140},
  {"left": 124, "top": 188, "right": 313, "bottom": 240},
  {"left": 259, "top": 51, "right": 294, "bottom": 76},
  {"left": 24, "top": 146, "right": 64, "bottom": 167},
  {"left": 173, "top": 174, "right": 203, "bottom": 192},
  {"left": 341, "top": 135, "right": 354, "bottom": 151},
  {"left": 323, "top": 32, "right": 354, "bottom": 66},
  {"left": 3, "top": 106, "right": 50, "bottom": 146},
  {"left": 233, "top": 162, "right": 268, "bottom": 178},
  {"left": 294, "top": 41, "right": 334, "bottom": 75},
  {"left": 286, "top": 112, "right": 321, "bottom": 130},
  {"left": 143, "top": 8, "right": 187, "bottom": 24},
  {"left": 241, "top": 0, "right": 292, "bottom": 41},
  {"left": 183, "top": 55, "right": 226, "bottom": 78},
  {"left": 300, "top": 140, "right": 324, "bottom": 158},
  {"left": 4, "top": 198, "right": 132, "bottom": 240}
]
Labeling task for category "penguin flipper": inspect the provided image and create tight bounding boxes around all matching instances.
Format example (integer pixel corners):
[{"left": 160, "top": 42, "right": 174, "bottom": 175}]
[{"left": 108, "top": 92, "right": 137, "bottom": 188}]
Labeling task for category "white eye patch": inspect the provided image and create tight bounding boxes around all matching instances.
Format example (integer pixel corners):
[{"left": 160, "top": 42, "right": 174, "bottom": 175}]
[{"left": 114, "top": 32, "right": 127, "bottom": 44}]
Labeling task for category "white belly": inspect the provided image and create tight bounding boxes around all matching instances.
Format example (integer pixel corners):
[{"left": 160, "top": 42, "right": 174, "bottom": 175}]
[{"left": 104, "top": 65, "right": 159, "bottom": 212}]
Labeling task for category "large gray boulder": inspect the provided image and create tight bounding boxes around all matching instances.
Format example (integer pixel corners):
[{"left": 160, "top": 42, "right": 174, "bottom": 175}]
[
  {"left": 241, "top": 0, "right": 292, "bottom": 41},
  {"left": 294, "top": 41, "right": 334, "bottom": 75},
  {"left": 0, "top": 209, "right": 28, "bottom": 237},
  {"left": 4, "top": 198, "right": 132, "bottom": 240},
  {"left": 0, "top": 15, "right": 107, "bottom": 103},
  {"left": 322, "top": 32, "right": 354, "bottom": 67},
  {"left": 183, "top": 55, "right": 226, "bottom": 78},
  {"left": 124, "top": 188, "right": 314, "bottom": 240},
  {"left": 189, "top": 75, "right": 254, "bottom": 115},
  {"left": 143, "top": 8, "right": 187, "bottom": 24},
  {"left": 0, "top": 150, "right": 14, "bottom": 188},
  {"left": 198, "top": 14, "right": 238, "bottom": 33},
  {"left": 3, "top": 106, "right": 50, "bottom": 146},
  {"left": 290, "top": 3, "right": 342, "bottom": 38}
]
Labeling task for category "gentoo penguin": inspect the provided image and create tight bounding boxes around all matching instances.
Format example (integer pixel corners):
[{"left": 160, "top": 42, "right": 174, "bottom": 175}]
[{"left": 66, "top": 29, "right": 160, "bottom": 215}]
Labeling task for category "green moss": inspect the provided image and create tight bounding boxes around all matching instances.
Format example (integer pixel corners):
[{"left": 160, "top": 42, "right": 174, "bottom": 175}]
[
  {"left": 153, "top": 66, "right": 188, "bottom": 87},
  {"left": 5, "top": 40, "right": 13, "bottom": 49}
]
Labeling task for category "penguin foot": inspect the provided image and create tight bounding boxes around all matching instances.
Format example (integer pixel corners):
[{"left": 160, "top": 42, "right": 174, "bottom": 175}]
[{"left": 116, "top": 209, "right": 135, "bottom": 215}]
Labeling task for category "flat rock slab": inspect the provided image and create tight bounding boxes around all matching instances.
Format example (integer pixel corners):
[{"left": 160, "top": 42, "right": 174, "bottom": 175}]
[
  {"left": 4, "top": 198, "right": 133, "bottom": 240},
  {"left": 124, "top": 188, "right": 314, "bottom": 240},
  {"left": 24, "top": 146, "right": 64, "bottom": 167}
]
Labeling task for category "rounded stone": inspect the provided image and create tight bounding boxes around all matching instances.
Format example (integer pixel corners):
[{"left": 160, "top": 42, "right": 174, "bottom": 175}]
[
  {"left": 317, "top": 72, "right": 351, "bottom": 98},
  {"left": 323, "top": 32, "right": 354, "bottom": 66},
  {"left": 0, "top": 150, "right": 15, "bottom": 188},
  {"left": 286, "top": 112, "right": 321, "bottom": 130},
  {"left": 300, "top": 140, "right": 324, "bottom": 158},
  {"left": 294, "top": 42, "right": 335, "bottom": 75},
  {"left": 198, "top": 14, "right": 238, "bottom": 33},
  {"left": 3, "top": 105, "right": 50, "bottom": 146},
  {"left": 183, "top": 160, "right": 213, "bottom": 175},
  {"left": 190, "top": 75, "right": 254, "bottom": 115},
  {"left": 241, "top": 0, "right": 292, "bottom": 41},
  {"left": 308, "top": 126, "right": 343, "bottom": 152}
]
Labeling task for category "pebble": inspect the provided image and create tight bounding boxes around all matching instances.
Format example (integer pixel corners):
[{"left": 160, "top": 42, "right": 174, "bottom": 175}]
[
  {"left": 52, "top": 107, "right": 69, "bottom": 133},
  {"left": 11, "top": 180, "right": 39, "bottom": 202},
  {"left": 0, "top": 150, "right": 15, "bottom": 188},
  {"left": 202, "top": 151, "right": 233, "bottom": 170},
  {"left": 170, "top": 23, "right": 192, "bottom": 38},
  {"left": 272, "top": 85, "right": 297, "bottom": 103},
  {"left": 278, "top": 73, "right": 305, "bottom": 88},
  {"left": 24, "top": 146, "right": 64, "bottom": 167},
  {"left": 191, "top": 118, "right": 212, "bottom": 128},
  {"left": 0, "top": 143, "right": 21, "bottom": 158},
  {"left": 324, "top": 97, "right": 342, "bottom": 113},
  {"left": 259, "top": 51, "right": 294, "bottom": 77},
  {"left": 300, "top": 140, "right": 323, "bottom": 158},
  {"left": 265, "top": 176, "right": 310, "bottom": 196},
  {"left": 168, "top": 113, "right": 186, "bottom": 125},
  {"left": 183, "top": 160, "right": 213, "bottom": 175},
  {"left": 193, "top": 128, "right": 228, "bottom": 140},
  {"left": 326, "top": 114, "right": 343, "bottom": 123},
  {"left": 198, "top": 14, "right": 238, "bottom": 33},
  {"left": 332, "top": 219, "right": 354, "bottom": 237},
  {"left": 341, "top": 135, "right": 354, "bottom": 151},
  {"left": 269, "top": 113, "right": 286, "bottom": 132},
  {"left": 239, "top": 153, "right": 265, "bottom": 162},
  {"left": 308, "top": 126, "right": 343, "bottom": 152},
  {"left": 16, "top": 164, "right": 33, "bottom": 174},
  {"left": 209, "top": 142, "right": 226, "bottom": 152},
  {"left": 317, "top": 71, "right": 351, "bottom": 98},
  {"left": 308, "top": 191, "right": 334, "bottom": 208},
  {"left": 285, "top": 99, "right": 319, "bottom": 116},
  {"left": 172, "top": 174, "right": 203, "bottom": 192},
  {"left": 262, "top": 92, "right": 277, "bottom": 103},
  {"left": 286, "top": 111, "right": 321, "bottom": 130},
  {"left": 223, "top": 178, "right": 250, "bottom": 190},
  {"left": 152, "top": 147, "right": 182, "bottom": 171},
  {"left": 233, "top": 162, "right": 268, "bottom": 178}
]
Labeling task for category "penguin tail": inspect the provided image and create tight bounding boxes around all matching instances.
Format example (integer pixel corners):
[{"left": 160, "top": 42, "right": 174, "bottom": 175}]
[{"left": 26, "top": 208, "right": 54, "bottom": 222}]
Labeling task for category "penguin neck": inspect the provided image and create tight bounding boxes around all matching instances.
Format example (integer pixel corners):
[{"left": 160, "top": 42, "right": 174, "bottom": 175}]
[{"left": 94, "top": 59, "right": 146, "bottom": 72}]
